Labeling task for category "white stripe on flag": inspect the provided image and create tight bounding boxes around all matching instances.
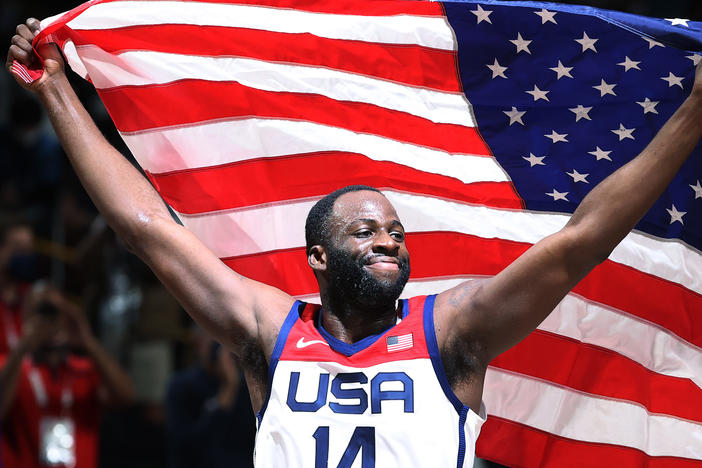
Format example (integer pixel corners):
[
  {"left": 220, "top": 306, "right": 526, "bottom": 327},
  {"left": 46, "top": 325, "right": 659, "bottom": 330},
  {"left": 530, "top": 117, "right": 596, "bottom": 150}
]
[
  {"left": 123, "top": 119, "right": 502, "bottom": 181},
  {"left": 73, "top": 47, "right": 474, "bottom": 127},
  {"left": 57, "top": 1, "right": 456, "bottom": 49},
  {"left": 483, "top": 367, "right": 702, "bottom": 459}
]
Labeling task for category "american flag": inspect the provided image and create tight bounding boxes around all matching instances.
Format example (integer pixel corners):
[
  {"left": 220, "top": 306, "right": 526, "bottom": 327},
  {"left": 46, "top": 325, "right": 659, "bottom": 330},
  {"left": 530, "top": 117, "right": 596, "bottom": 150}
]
[
  {"left": 386, "top": 333, "right": 414, "bottom": 353},
  {"left": 25, "top": 0, "right": 702, "bottom": 466}
]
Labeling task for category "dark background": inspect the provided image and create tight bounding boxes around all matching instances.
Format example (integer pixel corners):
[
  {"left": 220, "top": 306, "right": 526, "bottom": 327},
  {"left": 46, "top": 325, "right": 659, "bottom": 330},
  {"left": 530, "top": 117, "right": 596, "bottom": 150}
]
[{"left": 0, "top": 1, "right": 698, "bottom": 467}]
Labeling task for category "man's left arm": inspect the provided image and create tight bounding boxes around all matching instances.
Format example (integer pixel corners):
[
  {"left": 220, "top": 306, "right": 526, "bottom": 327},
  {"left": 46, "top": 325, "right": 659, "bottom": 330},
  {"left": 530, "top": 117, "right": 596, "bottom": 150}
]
[{"left": 435, "top": 65, "right": 702, "bottom": 368}]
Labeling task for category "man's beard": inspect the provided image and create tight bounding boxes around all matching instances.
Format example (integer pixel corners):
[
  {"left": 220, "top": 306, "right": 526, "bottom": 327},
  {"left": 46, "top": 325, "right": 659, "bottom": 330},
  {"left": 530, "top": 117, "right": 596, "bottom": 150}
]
[{"left": 326, "top": 245, "right": 410, "bottom": 310}]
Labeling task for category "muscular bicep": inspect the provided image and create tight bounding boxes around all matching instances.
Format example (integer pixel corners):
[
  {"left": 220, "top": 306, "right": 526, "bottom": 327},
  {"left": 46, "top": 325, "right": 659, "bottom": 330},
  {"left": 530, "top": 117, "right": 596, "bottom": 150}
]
[
  {"left": 132, "top": 215, "right": 294, "bottom": 358},
  {"left": 435, "top": 226, "right": 597, "bottom": 364}
]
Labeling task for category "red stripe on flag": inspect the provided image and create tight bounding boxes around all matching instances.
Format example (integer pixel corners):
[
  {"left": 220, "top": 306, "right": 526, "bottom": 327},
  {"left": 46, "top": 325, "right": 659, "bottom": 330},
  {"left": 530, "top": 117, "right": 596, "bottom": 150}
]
[
  {"left": 70, "top": 25, "right": 460, "bottom": 92},
  {"left": 222, "top": 232, "right": 702, "bottom": 347},
  {"left": 477, "top": 416, "right": 702, "bottom": 468},
  {"left": 148, "top": 152, "right": 522, "bottom": 213},
  {"left": 492, "top": 329, "right": 702, "bottom": 422},
  {"left": 98, "top": 80, "right": 484, "bottom": 155}
]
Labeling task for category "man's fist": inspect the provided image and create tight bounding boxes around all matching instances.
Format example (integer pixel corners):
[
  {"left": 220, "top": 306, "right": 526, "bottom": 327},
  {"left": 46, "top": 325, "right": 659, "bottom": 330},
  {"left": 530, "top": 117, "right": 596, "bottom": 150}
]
[{"left": 6, "top": 18, "right": 65, "bottom": 91}]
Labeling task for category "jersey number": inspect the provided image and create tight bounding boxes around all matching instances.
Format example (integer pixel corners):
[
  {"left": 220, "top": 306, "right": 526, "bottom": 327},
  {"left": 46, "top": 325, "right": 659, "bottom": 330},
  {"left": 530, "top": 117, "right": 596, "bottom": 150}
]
[{"left": 313, "top": 426, "right": 375, "bottom": 468}]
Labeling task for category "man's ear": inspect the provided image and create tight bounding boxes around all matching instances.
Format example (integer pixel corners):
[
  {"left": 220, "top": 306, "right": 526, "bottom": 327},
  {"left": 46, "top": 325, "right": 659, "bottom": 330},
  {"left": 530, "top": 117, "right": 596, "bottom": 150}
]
[{"left": 308, "top": 245, "right": 327, "bottom": 272}]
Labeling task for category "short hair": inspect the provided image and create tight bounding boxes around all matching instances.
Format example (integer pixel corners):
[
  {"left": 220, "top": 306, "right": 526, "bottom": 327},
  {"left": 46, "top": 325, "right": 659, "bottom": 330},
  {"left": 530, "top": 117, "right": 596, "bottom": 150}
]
[{"left": 305, "top": 185, "right": 381, "bottom": 255}]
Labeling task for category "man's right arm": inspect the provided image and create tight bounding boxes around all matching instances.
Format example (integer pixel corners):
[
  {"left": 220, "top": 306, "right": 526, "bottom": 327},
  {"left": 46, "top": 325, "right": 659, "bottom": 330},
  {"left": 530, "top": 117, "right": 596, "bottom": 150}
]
[{"left": 6, "top": 19, "right": 294, "bottom": 358}]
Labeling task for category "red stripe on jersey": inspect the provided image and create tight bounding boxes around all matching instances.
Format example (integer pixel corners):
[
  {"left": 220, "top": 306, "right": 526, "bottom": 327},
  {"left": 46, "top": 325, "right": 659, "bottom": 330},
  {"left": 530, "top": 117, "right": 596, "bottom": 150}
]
[{"left": 279, "top": 296, "right": 430, "bottom": 365}]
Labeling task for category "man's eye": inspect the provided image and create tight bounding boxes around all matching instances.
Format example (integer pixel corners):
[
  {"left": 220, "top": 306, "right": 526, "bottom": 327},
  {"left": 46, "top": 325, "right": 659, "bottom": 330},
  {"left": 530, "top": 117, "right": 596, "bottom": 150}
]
[
  {"left": 354, "top": 230, "right": 372, "bottom": 238},
  {"left": 391, "top": 232, "right": 405, "bottom": 241}
]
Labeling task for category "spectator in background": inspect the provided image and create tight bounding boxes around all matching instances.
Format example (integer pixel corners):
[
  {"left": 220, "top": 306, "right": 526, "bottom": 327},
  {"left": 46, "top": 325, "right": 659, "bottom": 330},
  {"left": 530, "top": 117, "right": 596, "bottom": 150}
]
[
  {"left": 0, "top": 222, "right": 36, "bottom": 353},
  {"left": 0, "top": 284, "right": 135, "bottom": 468},
  {"left": 165, "top": 327, "right": 255, "bottom": 468},
  {"left": 0, "top": 95, "right": 63, "bottom": 217}
]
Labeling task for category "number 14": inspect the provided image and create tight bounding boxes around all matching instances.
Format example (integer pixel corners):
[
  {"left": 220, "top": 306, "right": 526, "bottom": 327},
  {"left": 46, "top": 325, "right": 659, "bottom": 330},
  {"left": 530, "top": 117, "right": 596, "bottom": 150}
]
[{"left": 313, "top": 426, "right": 375, "bottom": 468}]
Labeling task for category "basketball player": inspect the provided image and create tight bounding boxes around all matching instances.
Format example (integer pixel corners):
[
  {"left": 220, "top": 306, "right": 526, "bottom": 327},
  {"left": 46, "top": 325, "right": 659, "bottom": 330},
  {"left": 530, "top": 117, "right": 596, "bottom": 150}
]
[{"left": 7, "top": 18, "right": 702, "bottom": 467}]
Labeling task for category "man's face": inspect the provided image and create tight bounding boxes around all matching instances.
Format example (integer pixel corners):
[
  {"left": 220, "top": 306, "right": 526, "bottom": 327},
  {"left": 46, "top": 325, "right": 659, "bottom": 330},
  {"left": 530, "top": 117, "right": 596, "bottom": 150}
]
[
  {"left": 324, "top": 191, "right": 410, "bottom": 307},
  {"left": 0, "top": 225, "right": 36, "bottom": 284}
]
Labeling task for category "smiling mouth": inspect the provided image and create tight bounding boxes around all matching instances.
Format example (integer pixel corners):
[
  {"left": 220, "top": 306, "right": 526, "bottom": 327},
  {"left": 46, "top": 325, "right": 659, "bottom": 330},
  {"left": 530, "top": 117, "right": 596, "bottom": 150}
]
[{"left": 365, "top": 257, "right": 400, "bottom": 270}]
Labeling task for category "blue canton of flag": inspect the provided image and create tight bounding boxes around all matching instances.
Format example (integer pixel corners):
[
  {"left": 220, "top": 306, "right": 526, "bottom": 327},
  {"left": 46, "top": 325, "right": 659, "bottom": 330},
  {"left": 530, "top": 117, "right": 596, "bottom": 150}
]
[{"left": 443, "top": 1, "right": 702, "bottom": 250}]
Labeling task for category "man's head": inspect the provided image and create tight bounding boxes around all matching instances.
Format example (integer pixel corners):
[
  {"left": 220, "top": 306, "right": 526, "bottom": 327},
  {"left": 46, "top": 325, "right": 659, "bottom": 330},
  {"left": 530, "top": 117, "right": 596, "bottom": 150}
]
[
  {"left": 305, "top": 186, "right": 410, "bottom": 309},
  {"left": 0, "top": 222, "right": 36, "bottom": 285}
]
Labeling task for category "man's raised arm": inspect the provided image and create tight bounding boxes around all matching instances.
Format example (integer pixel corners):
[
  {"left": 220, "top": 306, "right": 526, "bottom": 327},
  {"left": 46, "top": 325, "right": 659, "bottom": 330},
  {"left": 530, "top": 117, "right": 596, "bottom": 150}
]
[
  {"left": 436, "top": 64, "right": 702, "bottom": 376},
  {"left": 6, "top": 19, "right": 294, "bottom": 359}
]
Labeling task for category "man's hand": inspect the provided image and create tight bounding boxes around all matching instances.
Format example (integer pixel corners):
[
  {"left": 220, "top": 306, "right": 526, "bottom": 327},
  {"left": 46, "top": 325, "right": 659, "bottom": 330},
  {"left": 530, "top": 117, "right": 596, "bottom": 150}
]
[{"left": 6, "top": 18, "right": 65, "bottom": 92}]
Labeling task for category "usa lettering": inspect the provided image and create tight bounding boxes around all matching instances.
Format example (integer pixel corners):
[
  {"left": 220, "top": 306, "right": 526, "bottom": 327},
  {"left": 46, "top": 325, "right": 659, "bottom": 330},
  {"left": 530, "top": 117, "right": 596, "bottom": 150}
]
[{"left": 286, "top": 371, "right": 414, "bottom": 414}]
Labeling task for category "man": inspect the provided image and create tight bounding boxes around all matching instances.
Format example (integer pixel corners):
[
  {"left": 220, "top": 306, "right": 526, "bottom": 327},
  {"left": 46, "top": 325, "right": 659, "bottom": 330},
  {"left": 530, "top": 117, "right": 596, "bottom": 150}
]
[
  {"left": 6, "top": 17, "right": 702, "bottom": 467},
  {"left": 0, "top": 222, "right": 36, "bottom": 353},
  {"left": 0, "top": 285, "right": 135, "bottom": 468}
]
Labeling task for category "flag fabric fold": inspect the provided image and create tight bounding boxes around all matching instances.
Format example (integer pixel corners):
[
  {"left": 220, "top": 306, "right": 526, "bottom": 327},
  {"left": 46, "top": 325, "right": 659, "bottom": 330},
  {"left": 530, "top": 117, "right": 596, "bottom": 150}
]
[{"left": 27, "top": 0, "right": 702, "bottom": 466}]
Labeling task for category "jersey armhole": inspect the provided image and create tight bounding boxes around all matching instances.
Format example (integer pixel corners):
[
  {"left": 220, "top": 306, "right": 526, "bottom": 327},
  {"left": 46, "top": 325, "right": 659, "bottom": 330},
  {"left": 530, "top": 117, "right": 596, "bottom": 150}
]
[
  {"left": 422, "top": 294, "right": 469, "bottom": 415},
  {"left": 256, "top": 300, "right": 304, "bottom": 426}
]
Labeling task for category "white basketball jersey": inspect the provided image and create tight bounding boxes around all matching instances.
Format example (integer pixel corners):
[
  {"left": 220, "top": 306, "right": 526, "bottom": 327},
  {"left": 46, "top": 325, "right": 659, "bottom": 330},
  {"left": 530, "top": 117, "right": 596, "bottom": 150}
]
[{"left": 254, "top": 294, "right": 486, "bottom": 467}]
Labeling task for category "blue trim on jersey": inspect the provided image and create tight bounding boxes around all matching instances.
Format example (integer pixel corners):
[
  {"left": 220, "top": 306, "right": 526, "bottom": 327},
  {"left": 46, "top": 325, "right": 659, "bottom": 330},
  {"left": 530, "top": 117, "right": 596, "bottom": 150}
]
[
  {"left": 422, "top": 294, "right": 466, "bottom": 414},
  {"left": 256, "top": 300, "right": 304, "bottom": 424},
  {"left": 456, "top": 406, "right": 469, "bottom": 468},
  {"left": 316, "top": 299, "right": 408, "bottom": 356},
  {"left": 400, "top": 298, "right": 409, "bottom": 319}
]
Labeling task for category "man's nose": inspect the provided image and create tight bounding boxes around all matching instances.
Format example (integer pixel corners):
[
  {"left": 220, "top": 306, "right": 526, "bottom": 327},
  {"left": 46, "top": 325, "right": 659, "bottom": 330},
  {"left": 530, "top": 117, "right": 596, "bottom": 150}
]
[{"left": 373, "top": 230, "right": 400, "bottom": 253}]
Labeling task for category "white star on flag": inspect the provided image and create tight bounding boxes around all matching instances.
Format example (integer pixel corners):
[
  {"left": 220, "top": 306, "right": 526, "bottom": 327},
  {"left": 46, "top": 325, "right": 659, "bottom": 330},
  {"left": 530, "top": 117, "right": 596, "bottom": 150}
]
[
  {"left": 687, "top": 54, "right": 702, "bottom": 66},
  {"left": 575, "top": 32, "right": 598, "bottom": 52},
  {"left": 471, "top": 4, "right": 493, "bottom": 24},
  {"left": 545, "top": 130, "right": 568, "bottom": 143},
  {"left": 534, "top": 9, "right": 557, "bottom": 24},
  {"left": 691, "top": 180, "right": 702, "bottom": 199},
  {"left": 666, "top": 205, "right": 686, "bottom": 225},
  {"left": 612, "top": 124, "right": 635, "bottom": 141},
  {"left": 662, "top": 72, "right": 684, "bottom": 89},
  {"left": 546, "top": 189, "right": 569, "bottom": 201},
  {"left": 550, "top": 61, "right": 574, "bottom": 79},
  {"left": 567, "top": 169, "right": 590, "bottom": 183},
  {"left": 510, "top": 33, "right": 532, "bottom": 54},
  {"left": 589, "top": 147, "right": 612, "bottom": 161},
  {"left": 487, "top": 59, "right": 508, "bottom": 79},
  {"left": 666, "top": 18, "right": 690, "bottom": 27},
  {"left": 637, "top": 98, "right": 659, "bottom": 114},
  {"left": 569, "top": 105, "right": 592, "bottom": 122},
  {"left": 617, "top": 56, "right": 641, "bottom": 71},
  {"left": 504, "top": 106, "right": 526, "bottom": 125},
  {"left": 643, "top": 36, "right": 664, "bottom": 49},
  {"left": 593, "top": 79, "right": 617, "bottom": 97},
  {"left": 523, "top": 153, "right": 546, "bottom": 167},
  {"left": 526, "top": 85, "right": 550, "bottom": 101}
]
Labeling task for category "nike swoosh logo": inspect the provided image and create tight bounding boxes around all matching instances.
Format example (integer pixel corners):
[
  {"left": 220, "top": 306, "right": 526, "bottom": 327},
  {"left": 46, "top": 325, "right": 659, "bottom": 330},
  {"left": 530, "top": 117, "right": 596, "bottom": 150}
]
[{"left": 296, "top": 337, "right": 330, "bottom": 349}]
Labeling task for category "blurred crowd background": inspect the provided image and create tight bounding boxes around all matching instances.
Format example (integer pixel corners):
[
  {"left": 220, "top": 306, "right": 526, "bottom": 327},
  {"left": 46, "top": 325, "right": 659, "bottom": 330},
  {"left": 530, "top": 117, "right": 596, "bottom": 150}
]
[{"left": 0, "top": 0, "right": 698, "bottom": 467}]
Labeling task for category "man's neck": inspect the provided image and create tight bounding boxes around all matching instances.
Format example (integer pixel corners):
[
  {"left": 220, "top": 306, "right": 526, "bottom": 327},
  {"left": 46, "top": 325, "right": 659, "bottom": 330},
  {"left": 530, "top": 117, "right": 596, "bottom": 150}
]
[{"left": 318, "top": 298, "right": 400, "bottom": 344}]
